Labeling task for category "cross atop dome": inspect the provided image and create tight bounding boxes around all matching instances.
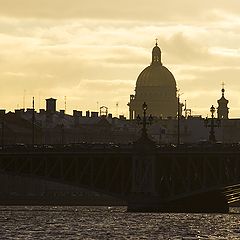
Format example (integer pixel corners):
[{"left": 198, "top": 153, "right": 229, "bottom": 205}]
[{"left": 155, "top": 38, "right": 158, "bottom": 46}]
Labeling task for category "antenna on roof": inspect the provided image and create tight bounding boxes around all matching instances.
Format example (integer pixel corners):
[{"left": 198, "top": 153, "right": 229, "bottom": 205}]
[
  {"left": 116, "top": 102, "right": 119, "bottom": 117},
  {"left": 23, "top": 89, "right": 26, "bottom": 110},
  {"left": 97, "top": 101, "right": 99, "bottom": 111},
  {"left": 32, "top": 97, "right": 35, "bottom": 145},
  {"left": 64, "top": 96, "right": 67, "bottom": 113},
  {"left": 38, "top": 91, "right": 41, "bottom": 111}
]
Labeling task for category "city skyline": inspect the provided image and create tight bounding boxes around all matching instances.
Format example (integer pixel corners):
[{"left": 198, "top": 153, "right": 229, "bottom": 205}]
[{"left": 0, "top": 1, "right": 240, "bottom": 117}]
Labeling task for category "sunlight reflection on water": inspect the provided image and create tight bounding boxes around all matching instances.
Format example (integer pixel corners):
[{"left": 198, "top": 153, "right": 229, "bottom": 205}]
[{"left": 0, "top": 206, "right": 240, "bottom": 239}]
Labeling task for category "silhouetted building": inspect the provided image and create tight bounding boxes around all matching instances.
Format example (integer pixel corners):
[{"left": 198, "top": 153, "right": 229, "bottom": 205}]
[
  {"left": 46, "top": 98, "right": 57, "bottom": 113},
  {"left": 0, "top": 111, "right": 42, "bottom": 145},
  {"left": 128, "top": 41, "right": 177, "bottom": 119},
  {"left": 217, "top": 86, "right": 229, "bottom": 119}
]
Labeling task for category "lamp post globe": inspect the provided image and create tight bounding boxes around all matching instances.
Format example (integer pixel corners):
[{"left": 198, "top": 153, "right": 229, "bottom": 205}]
[
  {"left": 142, "top": 102, "right": 148, "bottom": 111},
  {"left": 210, "top": 105, "right": 215, "bottom": 117}
]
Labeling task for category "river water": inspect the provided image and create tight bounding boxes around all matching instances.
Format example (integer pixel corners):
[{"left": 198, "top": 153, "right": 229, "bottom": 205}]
[{"left": 0, "top": 206, "right": 240, "bottom": 239}]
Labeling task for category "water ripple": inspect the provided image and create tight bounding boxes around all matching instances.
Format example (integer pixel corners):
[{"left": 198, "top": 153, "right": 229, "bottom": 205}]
[{"left": 0, "top": 206, "right": 240, "bottom": 239}]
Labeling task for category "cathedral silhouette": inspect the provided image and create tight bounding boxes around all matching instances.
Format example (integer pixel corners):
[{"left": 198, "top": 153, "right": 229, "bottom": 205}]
[{"left": 128, "top": 41, "right": 177, "bottom": 119}]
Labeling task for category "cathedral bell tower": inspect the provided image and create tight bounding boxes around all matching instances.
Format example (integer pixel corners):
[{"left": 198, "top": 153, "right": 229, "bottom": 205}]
[{"left": 217, "top": 84, "right": 229, "bottom": 119}]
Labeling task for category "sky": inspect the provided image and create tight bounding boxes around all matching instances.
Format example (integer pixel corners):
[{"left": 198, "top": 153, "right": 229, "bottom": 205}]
[{"left": 0, "top": 0, "right": 240, "bottom": 118}]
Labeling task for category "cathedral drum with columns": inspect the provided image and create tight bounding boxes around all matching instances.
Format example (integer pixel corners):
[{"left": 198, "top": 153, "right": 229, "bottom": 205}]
[{"left": 128, "top": 42, "right": 178, "bottom": 119}]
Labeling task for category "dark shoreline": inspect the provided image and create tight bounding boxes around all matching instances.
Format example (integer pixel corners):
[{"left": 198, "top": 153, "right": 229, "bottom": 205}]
[{"left": 0, "top": 196, "right": 126, "bottom": 206}]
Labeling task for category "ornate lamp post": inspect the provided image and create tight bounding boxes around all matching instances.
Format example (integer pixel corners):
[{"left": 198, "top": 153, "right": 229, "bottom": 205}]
[
  {"left": 32, "top": 97, "right": 35, "bottom": 145},
  {"left": 177, "top": 90, "right": 184, "bottom": 146},
  {"left": 204, "top": 105, "right": 221, "bottom": 143},
  {"left": 136, "top": 102, "right": 153, "bottom": 139}
]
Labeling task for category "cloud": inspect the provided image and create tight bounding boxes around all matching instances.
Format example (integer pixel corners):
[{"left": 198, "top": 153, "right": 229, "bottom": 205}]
[
  {"left": 0, "top": 0, "right": 239, "bottom": 23},
  {"left": 0, "top": 1, "right": 240, "bottom": 118}
]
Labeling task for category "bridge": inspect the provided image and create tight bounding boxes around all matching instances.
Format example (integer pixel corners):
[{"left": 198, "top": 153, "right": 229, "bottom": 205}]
[{"left": 0, "top": 140, "right": 240, "bottom": 213}]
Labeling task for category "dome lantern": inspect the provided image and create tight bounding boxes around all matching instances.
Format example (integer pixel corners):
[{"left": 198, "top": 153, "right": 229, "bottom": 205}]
[{"left": 151, "top": 39, "right": 162, "bottom": 65}]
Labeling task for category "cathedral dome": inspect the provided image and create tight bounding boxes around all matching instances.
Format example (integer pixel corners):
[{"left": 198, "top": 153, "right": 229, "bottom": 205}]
[
  {"left": 136, "top": 64, "right": 176, "bottom": 87},
  {"left": 136, "top": 42, "right": 176, "bottom": 88},
  {"left": 128, "top": 41, "right": 178, "bottom": 119}
]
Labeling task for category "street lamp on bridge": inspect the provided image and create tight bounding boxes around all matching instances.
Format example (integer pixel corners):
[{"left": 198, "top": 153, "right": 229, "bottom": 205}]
[
  {"left": 136, "top": 102, "right": 153, "bottom": 139},
  {"left": 204, "top": 105, "right": 221, "bottom": 143}
]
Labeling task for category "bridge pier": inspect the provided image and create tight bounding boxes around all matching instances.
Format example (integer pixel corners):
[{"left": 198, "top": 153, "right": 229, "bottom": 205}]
[
  {"left": 129, "top": 133, "right": 230, "bottom": 213},
  {"left": 165, "top": 191, "right": 229, "bottom": 213},
  {"left": 127, "top": 191, "right": 229, "bottom": 213},
  {"left": 129, "top": 134, "right": 161, "bottom": 212},
  {"left": 127, "top": 192, "right": 229, "bottom": 213}
]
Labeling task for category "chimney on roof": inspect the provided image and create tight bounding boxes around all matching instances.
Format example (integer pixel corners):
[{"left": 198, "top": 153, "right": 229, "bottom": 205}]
[
  {"left": 46, "top": 98, "right": 57, "bottom": 113},
  {"left": 15, "top": 109, "right": 25, "bottom": 116},
  {"left": 60, "top": 110, "right": 65, "bottom": 118},
  {"left": 119, "top": 115, "right": 126, "bottom": 120},
  {"left": 0, "top": 110, "right": 6, "bottom": 117},
  {"left": 26, "top": 108, "right": 34, "bottom": 113},
  {"left": 39, "top": 109, "right": 45, "bottom": 114},
  {"left": 91, "top": 112, "right": 99, "bottom": 118},
  {"left": 73, "top": 110, "right": 82, "bottom": 127}
]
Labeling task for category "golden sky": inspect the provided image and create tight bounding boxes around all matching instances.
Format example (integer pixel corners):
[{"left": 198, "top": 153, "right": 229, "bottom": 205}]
[{"left": 1, "top": 0, "right": 240, "bottom": 117}]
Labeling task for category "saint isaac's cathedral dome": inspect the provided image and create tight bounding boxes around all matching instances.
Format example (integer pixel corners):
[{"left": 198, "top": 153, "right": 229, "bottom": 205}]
[{"left": 128, "top": 42, "right": 177, "bottom": 119}]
